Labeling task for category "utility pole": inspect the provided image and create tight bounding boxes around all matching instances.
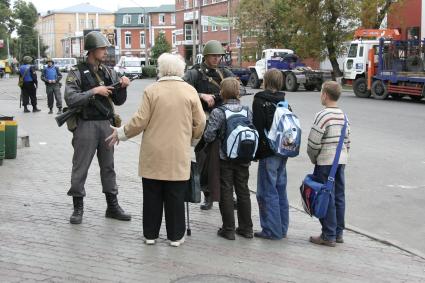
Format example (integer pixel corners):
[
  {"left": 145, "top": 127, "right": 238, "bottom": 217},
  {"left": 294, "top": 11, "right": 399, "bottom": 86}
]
[
  {"left": 192, "top": 2, "right": 197, "bottom": 65},
  {"left": 144, "top": 9, "right": 149, "bottom": 65},
  {"left": 37, "top": 34, "right": 40, "bottom": 59}
]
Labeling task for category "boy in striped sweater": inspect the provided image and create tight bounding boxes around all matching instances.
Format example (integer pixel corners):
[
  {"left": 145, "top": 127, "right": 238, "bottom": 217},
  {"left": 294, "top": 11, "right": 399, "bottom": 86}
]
[{"left": 307, "top": 81, "right": 351, "bottom": 247}]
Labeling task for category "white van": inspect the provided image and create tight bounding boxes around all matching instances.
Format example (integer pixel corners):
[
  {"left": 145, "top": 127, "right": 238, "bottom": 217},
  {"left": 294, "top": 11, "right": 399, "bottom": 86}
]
[
  {"left": 114, "top": 57, "right": 144, "bottom": 78},
  {"left": 52, "top": 58, "right": 77, "bottom": 72}
]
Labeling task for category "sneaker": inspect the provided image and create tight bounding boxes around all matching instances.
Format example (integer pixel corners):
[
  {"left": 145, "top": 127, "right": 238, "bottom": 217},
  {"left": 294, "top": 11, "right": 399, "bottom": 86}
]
[
  {"left": 170, "top": 236, "right": 185, "bottom": 247},
  {"left": 236, "top": 228, "right": 253, "bottom": 239},
  {"left": 309, "top": 235, "right": 336, "bottom": 247},
  {"left": 217, "top": 228, "right": 235, "bottom": 240},
  {"left": 254, "top": 231, "right": 273, "bottom": 240},
  {"left": 336, "top": 235, "right": 344, "bottom": 243},
  {"left": 145, "top": 239, "right": 156, "bottom": 245}
]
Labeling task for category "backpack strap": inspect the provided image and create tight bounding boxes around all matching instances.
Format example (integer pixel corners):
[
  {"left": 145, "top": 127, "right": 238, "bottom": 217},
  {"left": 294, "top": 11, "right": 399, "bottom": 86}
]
[{"left": 326, "top": 115, "right": 348, "bottom": 191}]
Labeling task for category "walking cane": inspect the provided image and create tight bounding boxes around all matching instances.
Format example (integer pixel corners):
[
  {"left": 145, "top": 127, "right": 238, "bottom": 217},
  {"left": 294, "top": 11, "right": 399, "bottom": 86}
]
[{"left": 186, "top": 202, "right": 191, "bottom": 236}]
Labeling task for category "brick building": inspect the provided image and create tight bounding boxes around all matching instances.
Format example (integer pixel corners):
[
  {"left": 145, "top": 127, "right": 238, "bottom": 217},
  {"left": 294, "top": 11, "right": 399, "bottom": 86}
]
[
  {"left": 36, "top": 3, "right": 114, "bottom": 58},
  {"left": 174, "top": 0, "right": 243, "bottom": 66},
  {"left": 115, "top": 5, "right": 175, "bottom": 61},
  {"left": 387, "top": 0, "right": 422, "bottom": 40}
]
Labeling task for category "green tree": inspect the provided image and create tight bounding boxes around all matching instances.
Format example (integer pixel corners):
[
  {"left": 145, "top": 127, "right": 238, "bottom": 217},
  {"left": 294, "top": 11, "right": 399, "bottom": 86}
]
[
  {"left": 360, "top": 0, "right": 399, "bottom": 29},
  {"left": 13, "top": 0, "right": 40, "bottom": 61},
  {"left": 151, "top": 33, "right": 172, "bottom": 61},
  {"left": 0, "top": 0, "right": 14, "bottom": 58}
]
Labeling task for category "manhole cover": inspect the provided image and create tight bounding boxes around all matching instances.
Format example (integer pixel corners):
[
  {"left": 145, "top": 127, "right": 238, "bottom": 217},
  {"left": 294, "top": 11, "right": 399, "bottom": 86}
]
[{"left": 172, "top": 274, "right": 255, "bottom": 283}]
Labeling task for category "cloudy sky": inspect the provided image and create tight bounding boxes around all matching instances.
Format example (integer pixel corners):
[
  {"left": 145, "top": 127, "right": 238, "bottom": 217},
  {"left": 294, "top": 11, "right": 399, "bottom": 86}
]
[{"left": 19, "top": 0, "right": 175, "bottom": 13}]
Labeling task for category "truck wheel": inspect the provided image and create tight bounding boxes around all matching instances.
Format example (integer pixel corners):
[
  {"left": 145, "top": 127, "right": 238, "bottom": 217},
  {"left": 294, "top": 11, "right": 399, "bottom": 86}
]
[
  {"left": 409, "top": 95, "right": 423, "bottom": 101},
  {"left": 281, "top": 73, "right": 286, "bottom": 90},
  {"left": 241, "top": 80, "right": 248, "bottom": 86},
  {"left": 304, "top": 84, "right": 315, "bottom": 91},
  {"left": 371, "top": 80, "right": 389, "bottom": 100},
  {"left": 391, "top": 94, "right": 404, "bottom": 100},
  {"left": 249, "top": 72, "right": 261, "bottom": 88},
  {"left": 353, "top": 78, "right": 371, "bottom": 98},
  {"left": 285, "top": 73, "right": 299, "bottom": 92}
]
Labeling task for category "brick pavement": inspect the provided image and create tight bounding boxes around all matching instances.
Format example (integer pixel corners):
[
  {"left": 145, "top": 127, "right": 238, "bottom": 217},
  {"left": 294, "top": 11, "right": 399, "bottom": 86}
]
[{"left": 1, "top": 77, "right": 425, "bottom": 282}]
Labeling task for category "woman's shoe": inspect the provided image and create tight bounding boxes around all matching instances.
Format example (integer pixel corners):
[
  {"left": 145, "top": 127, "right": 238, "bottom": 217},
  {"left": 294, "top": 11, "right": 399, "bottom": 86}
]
[
  {"left": 144, "top": 238, "right": 157, "bottom": 245},
  {"left": 170, "top": 237, "right": 185, "bottom": 247}
]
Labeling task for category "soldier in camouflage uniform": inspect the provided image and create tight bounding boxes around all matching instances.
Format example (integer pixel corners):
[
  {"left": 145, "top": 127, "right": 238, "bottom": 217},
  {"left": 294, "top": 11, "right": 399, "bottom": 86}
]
[
  {"left": 183, "top": 40, "right": 234, "bottom": 210},
  {"left": 64, "top": 31, "right": 131, "bottom": 224}
]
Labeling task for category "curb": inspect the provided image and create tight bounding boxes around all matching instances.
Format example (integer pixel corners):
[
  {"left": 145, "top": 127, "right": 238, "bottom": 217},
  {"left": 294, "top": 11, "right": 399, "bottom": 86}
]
[{"left": 288, "top": 203, "right": 425, "bottom": 261}]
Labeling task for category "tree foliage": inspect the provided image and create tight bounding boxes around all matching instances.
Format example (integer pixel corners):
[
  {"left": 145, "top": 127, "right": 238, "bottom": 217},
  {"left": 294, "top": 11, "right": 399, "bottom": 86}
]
[
  {"left": 13, "top": 0, "right": 40, "bottom": 61},
  {"left": 237, "top": 0, "right": 397, "bottom": 76},
  {"left": 151, "top": 33, "right": 172, "bottom": 61},
  {"left": 0, "top": 0, "right": 14, "bottom": 58}
]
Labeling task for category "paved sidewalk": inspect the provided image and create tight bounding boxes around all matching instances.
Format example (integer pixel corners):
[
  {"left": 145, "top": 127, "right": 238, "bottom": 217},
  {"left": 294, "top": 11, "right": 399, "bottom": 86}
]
[{"left": 1, "top": 81, "right": 425, "bottom": 282}]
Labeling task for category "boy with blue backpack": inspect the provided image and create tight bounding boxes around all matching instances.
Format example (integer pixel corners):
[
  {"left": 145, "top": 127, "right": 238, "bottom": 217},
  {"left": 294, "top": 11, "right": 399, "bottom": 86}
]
[
  {"left": 307, "top": 81, "right": 350, "bottom": 247},
  {"left": 203, "top": 77, "right": 257, "bottom": 240},
  {"left": 252, "top": 69, "right": 301, "bottom": 240}
]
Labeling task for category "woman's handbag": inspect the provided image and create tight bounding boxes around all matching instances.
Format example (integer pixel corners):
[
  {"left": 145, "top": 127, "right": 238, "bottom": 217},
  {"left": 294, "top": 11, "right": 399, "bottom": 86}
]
[
  {"left": 300, "top": 116, "right": 347, "bottom": 219},
  {"left": 185, "top": 161, "right": 201, "bottom": 203}
]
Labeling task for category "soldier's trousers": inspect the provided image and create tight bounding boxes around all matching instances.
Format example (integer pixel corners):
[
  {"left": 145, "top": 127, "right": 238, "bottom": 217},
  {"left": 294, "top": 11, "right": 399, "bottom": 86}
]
[
  {"left": 46, "top": 84, "right": 62, "bottom": 109},
  {"left": 67, "top": 119, "right": 118, "bottom": 197},
  {"left": 22, "top": 82, "right": 37, "bottom": 107}
]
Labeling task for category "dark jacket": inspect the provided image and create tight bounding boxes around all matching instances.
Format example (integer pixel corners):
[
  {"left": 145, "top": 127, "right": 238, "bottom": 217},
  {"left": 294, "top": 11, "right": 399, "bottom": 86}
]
[{"left": 252, "top": 90, "right": 287, "bottom": 159}]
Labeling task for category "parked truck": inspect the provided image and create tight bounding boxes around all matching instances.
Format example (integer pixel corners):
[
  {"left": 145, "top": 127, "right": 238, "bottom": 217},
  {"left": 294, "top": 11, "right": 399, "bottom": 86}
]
[
  {"left": 343, "top": 28, "right": 425, "bottom": 101},
  {"left": 248, "top": 48, "right": 332, "bottom": 91}
]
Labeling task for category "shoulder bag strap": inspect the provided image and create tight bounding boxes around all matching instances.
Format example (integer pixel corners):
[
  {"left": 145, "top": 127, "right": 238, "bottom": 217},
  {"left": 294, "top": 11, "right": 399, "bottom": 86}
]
[{"left": 326, "top": 115, "right": 347, "bottom": 190}]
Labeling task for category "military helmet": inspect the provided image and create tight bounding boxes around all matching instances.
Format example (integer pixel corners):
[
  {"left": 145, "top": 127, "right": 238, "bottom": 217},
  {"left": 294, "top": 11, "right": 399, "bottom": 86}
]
[
  {"left": 84, "top": 31, "right": 111, "bottom": 51},
  {"left": 22, "top": 56, "right": 33, "bottom": 64},
  {"left": 202, "top": 40, "right": 225, "bottom": 56}
]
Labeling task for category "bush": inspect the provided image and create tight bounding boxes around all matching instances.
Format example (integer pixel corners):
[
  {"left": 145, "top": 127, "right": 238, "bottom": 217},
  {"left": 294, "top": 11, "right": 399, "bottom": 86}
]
[{"left": 143, "top": 65, "right": 157, "bottom": 78}]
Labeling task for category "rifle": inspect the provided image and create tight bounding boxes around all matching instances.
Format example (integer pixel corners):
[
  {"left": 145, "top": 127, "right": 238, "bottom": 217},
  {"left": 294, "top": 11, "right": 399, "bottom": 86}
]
[
  {"left": 19, "top": 89, "right": 22, "bottom": 108},
  {"left": 55, "top": 75, "right": 137, "bottom": 127}
]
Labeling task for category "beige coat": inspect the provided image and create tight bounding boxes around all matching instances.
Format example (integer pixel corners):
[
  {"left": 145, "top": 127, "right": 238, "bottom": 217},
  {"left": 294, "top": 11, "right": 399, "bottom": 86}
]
[{"left": 120, "top": 76, "right": 206, "bottom": 181}]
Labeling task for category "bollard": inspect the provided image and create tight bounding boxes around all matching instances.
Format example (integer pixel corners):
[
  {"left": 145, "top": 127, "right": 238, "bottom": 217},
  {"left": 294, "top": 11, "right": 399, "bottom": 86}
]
[
  {"left": 0, "top": 121, "right": 5, "bottom": 165},
  {"left": 4, "top": 120, "right": 18, "bottom": 159}
]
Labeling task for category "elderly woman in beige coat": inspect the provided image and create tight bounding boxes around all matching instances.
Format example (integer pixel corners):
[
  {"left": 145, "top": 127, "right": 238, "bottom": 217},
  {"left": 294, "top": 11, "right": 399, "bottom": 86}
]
[{"left": 106, "top": 53, "right": 206, "bottom": 247}]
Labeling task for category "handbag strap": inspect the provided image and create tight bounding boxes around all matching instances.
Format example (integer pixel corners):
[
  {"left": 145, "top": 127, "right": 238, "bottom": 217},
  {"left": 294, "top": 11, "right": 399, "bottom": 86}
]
[{"left": 326, "top": 115, "right": 347, "bottom": 189}]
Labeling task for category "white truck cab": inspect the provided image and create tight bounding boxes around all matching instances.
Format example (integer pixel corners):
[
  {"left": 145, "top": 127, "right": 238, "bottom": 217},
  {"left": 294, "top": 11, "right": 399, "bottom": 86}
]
[
  {"left": 343, "top": 40, "right": 379, "bottom": 96},
  {"left": 253, "top": 49, "right": 294, "bottom": 81},
  {"left": 114, "top": 56, "right": 144, "bottom": 78}
]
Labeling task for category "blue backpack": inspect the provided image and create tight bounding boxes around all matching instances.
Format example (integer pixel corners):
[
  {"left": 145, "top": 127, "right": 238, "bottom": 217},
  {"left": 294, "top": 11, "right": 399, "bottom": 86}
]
[
  {"left": 265, "top": 101, "right": 301, "bottom": 157},
  {"left": 219, "top": 106, "right": 259, "bottom": 163}
]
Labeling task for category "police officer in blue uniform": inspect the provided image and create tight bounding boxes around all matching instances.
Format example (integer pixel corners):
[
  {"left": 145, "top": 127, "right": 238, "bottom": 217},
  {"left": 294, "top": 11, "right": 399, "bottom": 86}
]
[
  {"left": 19, "top": 56, "right": 40, "bottom": 113},
  {"left": 41, "top": 58, "right": 63, "bottom": 114}
]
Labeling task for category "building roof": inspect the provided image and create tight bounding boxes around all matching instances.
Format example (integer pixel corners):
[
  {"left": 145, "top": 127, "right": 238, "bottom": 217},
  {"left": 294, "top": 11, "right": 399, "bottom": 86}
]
[
  {"left": 50, "top": 3, "right": 112, "bottom": 14},
  {"left": 115, "top": 5, "right": 175, "bottom": 27},
  {"left": 116, "top": 4, "right": 175, "bottom": 14}
]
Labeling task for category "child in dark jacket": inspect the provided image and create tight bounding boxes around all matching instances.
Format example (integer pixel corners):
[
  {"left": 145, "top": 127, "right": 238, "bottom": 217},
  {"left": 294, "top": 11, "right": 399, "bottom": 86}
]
[
  {"left": 203, "top": 77, "right": 253, "bottom": 240},
  {"left": 252, "top": 69, "right": 289, "bottom": 240}
]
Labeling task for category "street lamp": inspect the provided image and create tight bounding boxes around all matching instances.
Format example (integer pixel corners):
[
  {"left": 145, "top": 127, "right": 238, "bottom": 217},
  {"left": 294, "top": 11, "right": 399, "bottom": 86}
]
[{"left": 141, "top": 7, "right": 149, "bottom": 66}]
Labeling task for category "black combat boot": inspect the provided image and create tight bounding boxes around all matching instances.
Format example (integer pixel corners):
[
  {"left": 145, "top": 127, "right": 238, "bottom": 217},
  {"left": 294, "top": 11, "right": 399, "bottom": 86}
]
[
  {"left": 23, "top": 106, "right": 30, "bottom": 113},
  {"left": 33, "top": 106, "right": 41, "bottom": 112},
  {"left": 70, "top": 197, "right": 84, "bottom": 224},
  {"left": 48, "top": 108, "right": 53, "bottom": 114},
  {"left": 105, "top": 193, "right": 131, "bottom": 221},
  {"left": 200, "top": 192, "right": 213, "bottom": 210},
  {"left": 57, "top": 107, "right": 62, "bottom": 114}
]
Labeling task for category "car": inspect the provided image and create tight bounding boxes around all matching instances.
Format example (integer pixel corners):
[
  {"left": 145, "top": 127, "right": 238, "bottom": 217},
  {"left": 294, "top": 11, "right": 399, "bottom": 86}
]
[
  {"left": 52, "top": 58, "right": 77, "bottom": 72},
  {"left": 114, "top": 56, "right": 144, "bottom": 78}
]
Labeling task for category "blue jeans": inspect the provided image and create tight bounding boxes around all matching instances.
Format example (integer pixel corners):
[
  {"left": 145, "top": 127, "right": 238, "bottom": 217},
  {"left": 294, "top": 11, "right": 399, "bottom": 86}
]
[
  {"left": 256, "top": 155, "right": 289, "bottom": 239},
  {"left": 313, "top": 165, "right": 346, "bottom": 241}
]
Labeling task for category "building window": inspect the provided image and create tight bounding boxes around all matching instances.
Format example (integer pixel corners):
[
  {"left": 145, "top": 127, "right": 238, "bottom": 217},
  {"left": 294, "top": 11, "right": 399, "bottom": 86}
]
[
  {"left": 172, "top": 31, "right": 176, "bottom": 46},
  {"left": 202, "top": 0, "right": 208, "bottom": 5},
  {"left": 79, "top": 19, "right": 85, "bottom": 28},
  {"left": 138, "top": 15, "right": 145, "bottom": 24},
  {"left": 171, "top": 13, "right": 176, "bottom": 25},
  {"left": 212, "top": 0, "right": 217, "bottom": 3},
  {"left": 125, "top": 32, "right": 132, "bottom": 48},
  {"left": 185, "top": 24, "right": 192, "bottom": 41},
  {"left": 140, "top": 32, "right": 145, "bottom": 47},
  {"left": 202, "top": 25, "right": 208, "bottom": 33},
  {"left": 221, "top": 25, "right": 228, "bottom": 31},
  {"left": 88, "top": 19, "right": 95, "bottom": 29},
  {"left": 193, "top": 0, "right": 198, "bottom": 7},
  {"left": 123, "top": 15, "right": 131, "bottom": 25},
  {"left": 212, "top": 25, "right": 217, "bottom": 32},
  {"left": 184, "top": 0, "right": 190, "bottom": 9},
  {"left": 159, "top": 14, "right": 165, "bottom": 25}
]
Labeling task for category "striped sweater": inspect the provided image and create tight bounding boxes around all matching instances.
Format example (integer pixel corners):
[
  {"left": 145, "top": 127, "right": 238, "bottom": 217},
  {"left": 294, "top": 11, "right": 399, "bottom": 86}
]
[{"left": 307, "top": 107, "right": 351, "bottom": 165}]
